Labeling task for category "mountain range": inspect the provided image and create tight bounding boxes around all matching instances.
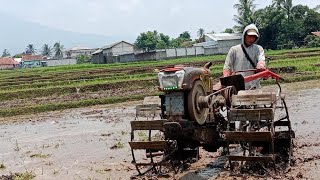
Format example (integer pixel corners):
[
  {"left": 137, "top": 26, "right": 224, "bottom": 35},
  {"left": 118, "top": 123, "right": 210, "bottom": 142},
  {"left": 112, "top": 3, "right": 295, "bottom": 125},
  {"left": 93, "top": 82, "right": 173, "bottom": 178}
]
[{"left": 0, "top": 13, "right": 134, "bottom": 55}]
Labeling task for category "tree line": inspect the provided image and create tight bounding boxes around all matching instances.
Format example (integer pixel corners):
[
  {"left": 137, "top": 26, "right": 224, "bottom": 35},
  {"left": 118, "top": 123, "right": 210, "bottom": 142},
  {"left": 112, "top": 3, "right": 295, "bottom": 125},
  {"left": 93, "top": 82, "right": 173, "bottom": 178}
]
[
  {"left": 234, "top": 0, "right": 320, "bottom": 49},
  {"left": 135, "top": 0, "right": 320, "bottom": 51},
  {"left": 1, "top": 42, "right": 64, "bottom": 59}
]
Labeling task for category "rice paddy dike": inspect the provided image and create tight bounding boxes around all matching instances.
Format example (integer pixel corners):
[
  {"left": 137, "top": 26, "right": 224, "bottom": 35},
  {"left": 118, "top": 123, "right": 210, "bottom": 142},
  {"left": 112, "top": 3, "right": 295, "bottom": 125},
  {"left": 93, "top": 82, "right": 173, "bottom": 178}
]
[{"left": 0, "top": 47, "right": 319, "bottom": 117}]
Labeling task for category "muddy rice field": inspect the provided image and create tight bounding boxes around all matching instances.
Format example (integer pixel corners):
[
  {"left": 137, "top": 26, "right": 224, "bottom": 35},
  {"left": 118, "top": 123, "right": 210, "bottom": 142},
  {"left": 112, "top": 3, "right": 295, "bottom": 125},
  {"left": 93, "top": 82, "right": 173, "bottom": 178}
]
[{"left": 0, "top": 79, "right": 319, "bottom": 180}]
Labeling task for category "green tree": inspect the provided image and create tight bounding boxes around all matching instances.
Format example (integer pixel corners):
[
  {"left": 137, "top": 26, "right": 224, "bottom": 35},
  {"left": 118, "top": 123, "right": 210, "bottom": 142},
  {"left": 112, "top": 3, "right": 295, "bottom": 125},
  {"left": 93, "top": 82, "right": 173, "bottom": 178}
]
[
  {"left": 25, "top": 44, "right": 36, "bottom": 54},
  {"left": 156, "top": 40, "right": 167, "bottom": 49},
  {"left": 135, "top": 31, "right": 172, "bottom": 51},
  {"left": 135, "top": 31, "right": 159, "bottom": 52},
  {"left": 304, "top": 35, "right": 320, "bottom": 47},
  {"left": 2, "top": 49, "right": 10, "bottom": 57},
  {"left": 170, "top": 38, "right": 194, "bottom": 48},
  {"left": 41, "top": 44, "right": 52, "bottom": 57},
  {"left": 76, "top": 54, "right": 90, "bottom": 64},
  {"left": 233, "top": 0, "right": 257, "bottom": 31},
  {"left": 159, "top": 33, "right": 171, "bottom": 47},
  {"left": 224, "top": 28, "right": 235, "bottom": 33},
  {"left": 179, "top": 31, "right": 191, "bottom": 39},
  {"left": 272, "top": 0, "right": 293, "bottom": 23},
  {"left": 253, "top": 2, "right": 320, "bottom": 49},
  {"left": 303, "top": 9, "right": 320, "bottom": 34},
  {"left": 53, "top": 42, "right": 64, "bottom": 59},
  {"left": 255, "top": 5, "right": 287, "bottom": 49},
  {"left": 13, "top": 54, "right": 23, "bottom": 58}
]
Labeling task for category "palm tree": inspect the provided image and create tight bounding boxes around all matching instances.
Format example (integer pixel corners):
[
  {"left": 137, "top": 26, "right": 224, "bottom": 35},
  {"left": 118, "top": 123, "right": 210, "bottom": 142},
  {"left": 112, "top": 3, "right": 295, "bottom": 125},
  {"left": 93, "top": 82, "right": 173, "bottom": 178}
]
[
  {"left": 25, "top": 44, "right": 36, "bottom": 54},
  {"left": 197, "top": 28, "right": 205, "bottom": 42},
  {"left": 53, "top": 42, "right": 64, "bottom": 59},
  {"left": 233, "top": 0, "right": 257, "bottom": 31},
  {"left": 272, "top": 0, "right": 293, "bottom": 23},
  {"left": 197, "top": 28, "right": 205, "bottom": 39},
  {"left": 41, "top": 44, "right": 52, "bottom": 57},
  {"left": 2, "top": 49, "right": 10, "bottom": 57}
]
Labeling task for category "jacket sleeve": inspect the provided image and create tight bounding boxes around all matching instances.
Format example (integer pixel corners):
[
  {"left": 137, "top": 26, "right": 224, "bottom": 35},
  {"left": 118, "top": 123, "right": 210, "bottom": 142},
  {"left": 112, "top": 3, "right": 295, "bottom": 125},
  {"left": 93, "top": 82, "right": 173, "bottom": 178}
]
[
  {"left": 256, "top": 45, "right": 266, "bottom": 69},
  {"left": 223, "top": 47, "right": 234, "bottom": 71}
]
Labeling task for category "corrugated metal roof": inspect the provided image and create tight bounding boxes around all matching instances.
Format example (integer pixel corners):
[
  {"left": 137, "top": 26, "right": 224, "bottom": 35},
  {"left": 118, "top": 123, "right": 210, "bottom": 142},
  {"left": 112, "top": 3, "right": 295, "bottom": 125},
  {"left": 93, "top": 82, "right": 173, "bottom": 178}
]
[
  {"left": 92, "top": 49, "right": 102, "bottom": 55},
  {"left": 311, "top": 32, "right": 320, "bottom": 36},
  {"left": 102, "top": 41, "right": 133, "bottom": 50},
  {"left": 193, "top": 41, "right": 218, "bottom": 48},
  {"left": 21, "top": 55, "right": 43, "bottom": 61},
  {"left": 0, "top": 57, "right": 19, "bottom": 65},
  {"left": 205, "top": 33, "right": 242, "bottom": 41},
  {"left": 68, "top": 46, "right": 92, "bottom": 51}
]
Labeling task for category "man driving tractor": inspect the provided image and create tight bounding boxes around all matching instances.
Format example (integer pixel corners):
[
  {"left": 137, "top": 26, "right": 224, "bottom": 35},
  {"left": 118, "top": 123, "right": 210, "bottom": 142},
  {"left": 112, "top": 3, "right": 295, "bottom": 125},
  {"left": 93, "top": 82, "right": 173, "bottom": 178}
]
[{"left": 223, "top": 24, "right": 266, "bottom": 90}]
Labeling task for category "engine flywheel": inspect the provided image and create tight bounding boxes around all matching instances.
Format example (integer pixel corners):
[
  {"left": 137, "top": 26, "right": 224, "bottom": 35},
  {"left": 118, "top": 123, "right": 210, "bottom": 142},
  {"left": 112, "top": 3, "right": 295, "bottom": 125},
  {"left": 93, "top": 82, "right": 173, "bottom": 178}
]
[{"left": 187, "top": 80, "right": 208, "bottom": 125}]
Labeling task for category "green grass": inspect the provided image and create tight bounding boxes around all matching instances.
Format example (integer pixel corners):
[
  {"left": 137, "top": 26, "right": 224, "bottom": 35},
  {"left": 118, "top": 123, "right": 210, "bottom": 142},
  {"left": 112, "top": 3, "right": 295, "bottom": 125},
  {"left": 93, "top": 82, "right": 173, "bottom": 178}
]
[
  {"left": 29, "top": 153, "right": 51, "bottom": 158},
  {"left": 0, "top": 93, "right": 159, "bottom": 117},
  {"left": 13, "top": 171, "right": 35, "bottom": 180},
  {"left": 0, "top": 73, "right": 157, "bottom": 91},
  {"left": 265, "top": 47, "right": 320, "bottom": 55}
]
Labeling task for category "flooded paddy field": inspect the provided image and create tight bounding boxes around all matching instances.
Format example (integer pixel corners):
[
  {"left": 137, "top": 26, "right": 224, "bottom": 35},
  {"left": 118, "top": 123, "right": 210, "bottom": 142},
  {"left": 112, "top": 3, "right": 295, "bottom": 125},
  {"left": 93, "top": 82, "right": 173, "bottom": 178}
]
[{"left": 0, "top": 80, "right": 320, "bottom": 180}]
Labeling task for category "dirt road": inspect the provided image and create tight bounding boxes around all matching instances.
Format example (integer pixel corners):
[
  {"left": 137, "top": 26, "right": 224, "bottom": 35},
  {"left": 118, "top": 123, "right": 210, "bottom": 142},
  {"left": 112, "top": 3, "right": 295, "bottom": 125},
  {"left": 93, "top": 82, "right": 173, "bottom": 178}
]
[{"left": 0, "top": 80, "right": 320, "bottom": 180}]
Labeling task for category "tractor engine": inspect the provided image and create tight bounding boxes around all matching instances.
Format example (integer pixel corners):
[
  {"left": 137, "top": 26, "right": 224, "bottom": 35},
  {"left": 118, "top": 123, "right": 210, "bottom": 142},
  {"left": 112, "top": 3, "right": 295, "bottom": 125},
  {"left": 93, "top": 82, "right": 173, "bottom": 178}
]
[{"left": 157, "top": 63, "right": 228, "bottom": 153}]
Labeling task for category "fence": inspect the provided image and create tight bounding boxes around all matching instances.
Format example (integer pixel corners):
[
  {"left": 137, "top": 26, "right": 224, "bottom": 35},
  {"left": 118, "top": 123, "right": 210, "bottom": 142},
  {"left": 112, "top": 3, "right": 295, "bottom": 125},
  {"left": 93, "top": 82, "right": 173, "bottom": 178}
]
[
  {"left": 92, "top": 43, "right": 238, "bottom": 64},
  {"left": 45, "top": 58, "right": 77, "bottom": 66}
]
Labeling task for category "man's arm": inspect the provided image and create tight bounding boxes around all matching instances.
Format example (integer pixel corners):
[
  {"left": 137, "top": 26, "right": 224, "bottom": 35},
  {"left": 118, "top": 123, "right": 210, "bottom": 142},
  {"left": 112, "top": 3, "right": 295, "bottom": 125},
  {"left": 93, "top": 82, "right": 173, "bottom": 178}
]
[
  {"left": 223, "top": 48, "right": 234, "bottom": 77},
  {"left": 256, "top": 45, "right": 266, "bottom": 70}
]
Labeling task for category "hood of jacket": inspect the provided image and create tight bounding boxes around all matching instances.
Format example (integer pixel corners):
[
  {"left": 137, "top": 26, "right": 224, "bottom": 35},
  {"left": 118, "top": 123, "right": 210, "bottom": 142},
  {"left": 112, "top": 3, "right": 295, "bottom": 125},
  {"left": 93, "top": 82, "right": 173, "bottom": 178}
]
[{"left": 242, "top": 24, "right": 260, "bottom": 46}]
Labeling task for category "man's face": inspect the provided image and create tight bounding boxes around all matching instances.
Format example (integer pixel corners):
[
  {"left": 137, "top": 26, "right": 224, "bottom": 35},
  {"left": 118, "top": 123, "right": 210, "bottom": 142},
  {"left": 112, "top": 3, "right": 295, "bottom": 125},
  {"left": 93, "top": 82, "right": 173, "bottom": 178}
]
[{"left": 244, "top": 35, "right": 257, "bottom": 46}]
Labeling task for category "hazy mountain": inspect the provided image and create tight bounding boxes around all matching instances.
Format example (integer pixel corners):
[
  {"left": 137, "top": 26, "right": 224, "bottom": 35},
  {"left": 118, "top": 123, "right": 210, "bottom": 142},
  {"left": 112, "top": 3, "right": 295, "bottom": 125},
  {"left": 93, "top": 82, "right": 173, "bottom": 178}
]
[{"left": 0, "top": 13, "right": 133, "bottom": 55}]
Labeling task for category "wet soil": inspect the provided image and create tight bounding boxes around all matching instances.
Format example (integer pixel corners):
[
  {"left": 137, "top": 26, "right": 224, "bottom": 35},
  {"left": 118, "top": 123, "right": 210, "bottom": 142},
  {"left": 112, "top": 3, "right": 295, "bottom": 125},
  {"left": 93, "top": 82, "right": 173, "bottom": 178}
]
[{"left": 0, "top": 80, "right": 320, "bottom": 179}]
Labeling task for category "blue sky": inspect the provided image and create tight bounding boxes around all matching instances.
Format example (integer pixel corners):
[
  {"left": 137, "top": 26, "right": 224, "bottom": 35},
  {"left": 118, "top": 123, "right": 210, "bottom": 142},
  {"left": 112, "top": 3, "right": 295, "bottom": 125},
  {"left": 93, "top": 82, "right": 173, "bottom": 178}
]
[{"left": 0, "top": 0, "right": 318, "bottom": 53}]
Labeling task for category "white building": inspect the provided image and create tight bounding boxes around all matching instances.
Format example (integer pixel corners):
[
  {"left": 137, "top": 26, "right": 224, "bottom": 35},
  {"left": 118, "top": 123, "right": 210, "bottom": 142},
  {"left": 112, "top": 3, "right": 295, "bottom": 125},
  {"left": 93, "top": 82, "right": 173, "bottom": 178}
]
[
  {"left": 101, "top": 41, "right": 134, "bottom": 56},
  {"left": 92, "top": 41, "right": 134, "bottom": 64},
  {"left": 193, "top": 33, "right": 242, "bottom": 54},
  {"left": 65, "top": 46, "right": 98, "bottom": 58}
]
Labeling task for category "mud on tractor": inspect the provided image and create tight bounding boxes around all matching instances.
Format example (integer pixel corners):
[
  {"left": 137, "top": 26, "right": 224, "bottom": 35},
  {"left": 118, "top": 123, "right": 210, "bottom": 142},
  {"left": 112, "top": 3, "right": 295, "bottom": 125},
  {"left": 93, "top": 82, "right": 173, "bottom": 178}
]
[{"left": 129, "top": 62, "right": 294, "bottom": 175}]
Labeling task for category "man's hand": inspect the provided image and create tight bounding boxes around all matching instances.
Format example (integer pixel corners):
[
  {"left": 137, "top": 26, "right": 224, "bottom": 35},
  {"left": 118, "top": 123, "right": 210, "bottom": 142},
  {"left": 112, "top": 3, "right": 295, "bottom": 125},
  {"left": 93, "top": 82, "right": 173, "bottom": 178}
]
[
  {"left": 256, "top": 61, "right": 266, "bottom": 70},
  {"left": 223, "top": 69, "right": 231, "bottom": 77}
]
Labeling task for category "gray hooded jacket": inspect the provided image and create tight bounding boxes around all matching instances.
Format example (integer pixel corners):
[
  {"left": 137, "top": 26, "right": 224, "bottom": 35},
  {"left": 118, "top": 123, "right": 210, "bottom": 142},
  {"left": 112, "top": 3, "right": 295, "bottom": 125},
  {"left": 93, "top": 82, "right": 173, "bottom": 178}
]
[{"left": 223, "top": 24, "right": 265, "bottom": 89}]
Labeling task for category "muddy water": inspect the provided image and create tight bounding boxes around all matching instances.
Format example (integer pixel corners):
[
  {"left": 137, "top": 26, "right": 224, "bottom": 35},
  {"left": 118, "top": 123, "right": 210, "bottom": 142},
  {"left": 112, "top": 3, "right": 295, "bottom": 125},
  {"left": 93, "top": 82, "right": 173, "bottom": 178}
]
[
  {"left": 0, "top": 81, "right": 320, "bottom": 180},
  {"left": 284, "top": 88, "right": 320, "bottom": 179},
  {"left": 0, "top": 103, "right": 138, "bottom": 180},
  {"left": 179, "top": 87, "right": 320, "bottom": 180}
]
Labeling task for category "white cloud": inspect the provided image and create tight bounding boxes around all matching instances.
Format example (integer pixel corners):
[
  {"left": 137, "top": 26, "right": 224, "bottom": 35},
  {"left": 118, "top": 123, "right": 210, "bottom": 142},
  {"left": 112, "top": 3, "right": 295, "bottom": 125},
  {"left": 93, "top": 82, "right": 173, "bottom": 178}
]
[
  {"left": 117, "top": 0, "right": 142, "bottom": 12},
  {"left": 0, "top": 0, "right": 318, "bottom": 40},
  {"left": 170, "top": 6, "right": 182, "bottom": 15}
]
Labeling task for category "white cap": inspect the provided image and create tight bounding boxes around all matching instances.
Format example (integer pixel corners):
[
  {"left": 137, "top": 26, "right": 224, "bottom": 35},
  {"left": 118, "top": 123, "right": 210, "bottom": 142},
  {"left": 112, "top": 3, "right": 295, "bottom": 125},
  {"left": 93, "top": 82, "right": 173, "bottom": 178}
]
[{"left": 246, "top": 29, "right": 259, "bottom": 37}]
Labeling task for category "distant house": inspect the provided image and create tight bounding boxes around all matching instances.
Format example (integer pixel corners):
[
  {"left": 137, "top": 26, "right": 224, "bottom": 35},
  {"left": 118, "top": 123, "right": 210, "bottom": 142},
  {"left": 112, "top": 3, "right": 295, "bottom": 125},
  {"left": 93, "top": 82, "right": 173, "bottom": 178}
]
[
  {"left": 92, "top": 41, "right": 134, "bottom": 64},
  {"left": 21, "top": 55, "right": 46, "bottom": 68},
  {"left": 0, "top": 57, "right": 19, "bottom": 70},
  {"left": 193, "top": 33, "right": 242, "bottom": 54},
  {"left": 311, "top": 32, "right": 320, "bottom": 36},
  {"left": 64, "top": 46, "right": 99, "bottom": 58}
]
